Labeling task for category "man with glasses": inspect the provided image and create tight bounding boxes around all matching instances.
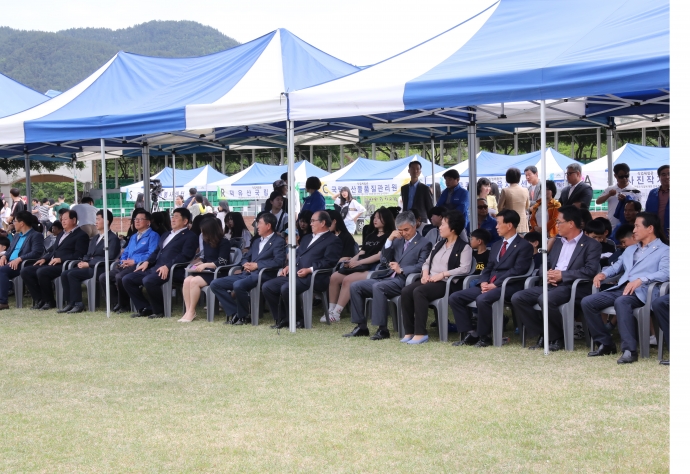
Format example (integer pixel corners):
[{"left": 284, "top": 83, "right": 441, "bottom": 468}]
[
  {"left": 559, "top": 163, "right": 593, "bottom": 210},
  {"left": 511, "top": 206, "right": 601, "bottom": 351},
  {"left": 476, "top": 198, "right": 500, "bottom": 246},
  {"left": 595, "top": 163, "right": 640, "bottom": 226},
  {"left": 101, "top": 210, "right": 160, "bottom": 313},
  {"left": 262, "top": 210, "right": 342, "bottom": 329}
]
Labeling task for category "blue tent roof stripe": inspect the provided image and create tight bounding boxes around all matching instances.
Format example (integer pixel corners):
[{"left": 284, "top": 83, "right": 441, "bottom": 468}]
[{"left": 0, "top": 72, "right": 48, "bottom": 118}]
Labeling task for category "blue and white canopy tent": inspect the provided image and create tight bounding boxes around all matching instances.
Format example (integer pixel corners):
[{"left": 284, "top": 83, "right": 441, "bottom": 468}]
[
  {"left": 119, "top": 165, "right": 228, "bottom": 201},
  {"left": 583, "top": 144, "right": 669, "bottom": 205},
  {"left": 211, "top": 160, "right": 328, "bottom": 200},
  {"left": 0, "top": 28, "right": 360, "bottom": 319},
  {"left": 0, "top": 72, "right": 49, "bottom": 118},
  {"left": 287, "top": 0, "right": 669, "bottom": 339}
]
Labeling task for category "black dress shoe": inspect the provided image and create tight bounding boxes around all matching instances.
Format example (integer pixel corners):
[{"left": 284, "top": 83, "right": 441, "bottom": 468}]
[
  {"left": 148, "top": 313, "right": 165, "bottom": 319},
  {"left": 57, "top": 303, "right": 74, "bottom": 314},
  {"left": 31, "top": 301, "right": 45, "bottom": 310},
  {"left": 343, "top": 326, "right": 369, "bottom": 338},
  {"left": 430, "top": 320, "right": 438, "bottom": 328},
  {"left": 232, "top": 317, "right": 250, "bottom": 326},
  {"left": 588, "top": 343, "right": 617, "bottom": 357},
  {"left": 116, "top": 306, "right": 131, "bottom": 314},
  {"left": 529, "top": 336, "right": 544, "bottom": 350},
  {"left": 617, "top": 350, "right": 638, "bottom": 364},
  {"left": 229, "top": 314, "right": 241, "bottom": 325},
  {"left": 131, "top": 308, "right": 153, "bottom": 318},
  {"left": 370, "top": 328, "right": 390, "bottom": 340},
  {"left": 660, "top": 359, "right": 670, "bottom": 366},
  {"left": 270, "top": 319, "right": 289, "bottom": 329},
  {"left": 548, "top": 339, "right": 565, "bottom": 352},
  {"left": 112, "top": 303, "right": 122, "bottom": 312},
  {"left": 296, "top": 320, "right": 305, "bottom": 329},
  {"left": 453, "top": 333, "right": 479, "bottom": 346},
  {"left": 474, "top": 335, "right": 492, "bottom": 347},
  {"left": 67, "top": 303, "right": 85, "bottom": 314},
  {"left": 40, "top": 303, "right": 56, "bottom": 310}
]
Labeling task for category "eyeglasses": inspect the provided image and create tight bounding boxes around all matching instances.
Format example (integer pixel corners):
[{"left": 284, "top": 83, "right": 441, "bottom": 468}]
[
  {"left": 477, "top": 205, "right": 489, "bottom": 210},
  {"left": 133, "top": 218, "right": 149, "bottom": 222},
  {"left": 617, "top": 174, "right": 630, "bottom": 179},
  {"left": 565, "top": 171, "right": 578, "bottom": 176},
  {"left": 555, "top": 220, "right": 568, "bottom": 226}
]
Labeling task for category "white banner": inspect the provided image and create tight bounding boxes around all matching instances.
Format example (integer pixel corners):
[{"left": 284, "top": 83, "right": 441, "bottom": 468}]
[
  {"left": 584, "top": 170, "right": 660, "bottom": 207},
  {"left": 217, "top": 184, "right": 274, "bottom": 200},
  {"left": 322, "top": 179, "right": 401, "bottom": 198},
  {"left": 124, "top": 187, "right": 190, "bottom": 202}
]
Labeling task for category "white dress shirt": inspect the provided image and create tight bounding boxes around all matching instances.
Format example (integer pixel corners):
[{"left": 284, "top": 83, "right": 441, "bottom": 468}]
[
  {"left": 554, "top": 231, "right": 583, "bottom": 271},
  {"left": 258, "top": 233, "right": 275, "bottom": 254},
  {"left": 496, "top": 233, "right": 518, "bottom": 261},
  {"left": 162, "top": 228, "right": 184, "bottom": 248}
]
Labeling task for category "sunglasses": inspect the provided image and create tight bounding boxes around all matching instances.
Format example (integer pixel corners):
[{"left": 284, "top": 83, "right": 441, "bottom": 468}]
[
  {"left": 617, "top": 174, "right": 630, "bottom": 179},
  {"left": 477, "top": 205, "right": 489, "bottom": 209}
]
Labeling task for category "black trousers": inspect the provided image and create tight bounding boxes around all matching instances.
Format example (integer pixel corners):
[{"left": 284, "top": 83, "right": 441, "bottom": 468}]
[
  {"left": 262, "top": 275, "right": 328, "bottom": 324},
  {"left": 581, "top": 287, "right": 643, "bottom": 352},
  {"left": 122, "top": 267, "right": 185, "bottom": 314},
  {"left": 401, "top": 280, "right": 447, "bottom": 335},
  {"left": 21, "top": 264, "right": 63, "bottom": 305},
  {"left": 448, "top": 283, "right": 522, "bottom": 337},
  {"left": 98, "top": 265, "right": 135, "bottom": 308},
  {"left": 61, "top": 266, "right": 101, "bottom": 304},
  {"left": 511, "top": 283, "right": 591, "bottom": 341},
  {"left": 652, "top": 294, "right": 670, "bottom": 347}
]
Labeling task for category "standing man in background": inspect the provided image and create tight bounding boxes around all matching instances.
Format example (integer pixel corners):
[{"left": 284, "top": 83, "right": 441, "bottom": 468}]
[
  {"left": 524, "top": 166, "right": 541, "bottom": 208},
  {"left": 645, "top": 165, "right": 670, "bottom": 237},
  {"left": 558, "top": 163, "right": 593, "bottom": 209},
  {"left": 400, "top": 161, "right": 434, "bottom": 223},
  {"left": 71, "top": 196, "right": 98, "bottom": 238},
  {"left": 436, "top": 169, "right": 470, "bottom": 231},
  {"left": 595, "top": 163, "right": 640, "bottom": 226}
]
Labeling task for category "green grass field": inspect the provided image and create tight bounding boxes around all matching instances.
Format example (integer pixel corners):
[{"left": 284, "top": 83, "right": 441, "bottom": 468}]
[{"left": 0, "top": 301, "right": 669, "bottom": 473}]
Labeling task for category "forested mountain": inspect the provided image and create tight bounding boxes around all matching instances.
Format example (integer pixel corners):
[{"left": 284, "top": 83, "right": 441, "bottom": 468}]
[{"left": 0, "top": 21, "right": 240, "bottom": 93}]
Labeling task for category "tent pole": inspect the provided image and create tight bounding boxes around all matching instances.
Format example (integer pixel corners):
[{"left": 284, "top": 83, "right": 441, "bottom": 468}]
[
  {"left": 143, "top": 144, "right": 151, "bottom": 211},
  {"left": 514, "top": 131, "right": 518, "bottom": 156},
  {"left": 554, "top": 131, "right": 559, "bottom": 151},
  {"left": 540, "top": 101, "right": 549, "bottom": 355},
  {"left": 72, "top": 157, "right": 78, "bottom": 203},
  {"left": 339, "top": 145, "right": 344, "bottom": 168},
  {"left": 641, "top": 127, "right": 646, "bottom": 146},
  {"left": 24, "top": 152, "right": 31, "bottom": 206},
  {"left": 405, "top": 142, "right": 409, "bottom": 157},
  {"left": 252, "top": 149, "right": 255, "bottom": 164},
  {"left": 597, "top": 128, "right": 601, "bottom": 159},
  {"left": 371, "top": 144, "right": 375, "bottom": 160},
  {"left": 116, "top": 160, "right": 122, "bottom": 229},
  {"left": 606, "top": 125, "right": 614, "bottom": 186},
  {"left": 100, "top": 139, "right": 111, "bottom": 319},
  {"left": 468, "top": 120, "right": 477, "bottom": 230},
  {"left": 287, "top": 119, "right": 297, "bottom": 333},
  {"left": 439, "top": 140, "right": 444, "bottom": 167},
  {"left": 193, "top": 153, "right": 197, "bottom": 168},
  {"left": 309, "top": 145, "right": 313, "bottom": 164},
  {"left": 430, "top": 138, "right": 436, "bottom": 203},
  {"left": 165, "top": 155, "right": 168, "bottom": 168},
  {"left": 327, "top": 149, "right": 332, "bottom": 173},
  {"left": 172, "top": 152, "right": 176, "bottom": 207},
  {"left": 280, "top": 148, "right": 284, "bottom": 165},
  {"left": 221, "top": 150, "right": 226, "bottom": 173}
]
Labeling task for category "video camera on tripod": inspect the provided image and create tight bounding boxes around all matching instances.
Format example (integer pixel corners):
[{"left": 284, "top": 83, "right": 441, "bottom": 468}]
[{"left": 149, "top": 179, "right": 163, "bottom": 212}]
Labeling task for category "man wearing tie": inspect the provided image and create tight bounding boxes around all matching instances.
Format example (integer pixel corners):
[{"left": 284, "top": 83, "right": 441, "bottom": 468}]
[
  {"left": 448, "top": 209, "right": 533, "bottom": 347},
  {"left": 0, "top": 211, "right": 45, "bottom": 310},
  {"left": 581, "top": 212, "right": 669, "bottom": 364},
  {"left": 21, "top": 210, "right": 90, "bottom": 310},
  {"left": 344, "top": 211, "right": 432, "bottom": 340},
  {"left": 210, "top": 212, "right": 286, "bottom": 325},
  {"left": 122, "top": 208, "right": 197, "bottom": 318},
  {"left": 58, "top": 210, "right": 121, "bottom": 314},
  {"left": 511, "top": 206, "right": 601, "bottom": 351},
  {"left": 262, "top": 210, "right": 342, "bottom": 329}
]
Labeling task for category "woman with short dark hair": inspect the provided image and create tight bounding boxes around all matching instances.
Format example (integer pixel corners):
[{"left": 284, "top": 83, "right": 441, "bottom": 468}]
[
  {"left": 302, "top": 176, "right": 325, "bottom": 212},
  {"left": 498, "top": 167, "right": 530, "bottom": 233},
  {"left": 224, "top": 212, "right": 252, "bottom": 251},
  {"left": 400, "top": 210, "right": 473, "bottom": 343},
  {"left": 477, "top": 177, "right": 498, "bottom": 216}
]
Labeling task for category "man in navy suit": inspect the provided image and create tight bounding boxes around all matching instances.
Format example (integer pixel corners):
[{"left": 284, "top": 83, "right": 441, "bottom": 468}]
[
  {"left": 581, "top": 212, "right": 669, "bottom": 364},
  {"left": 344, "top": 211, "right": 432, "bottom": 340},
  {"left": 58, "top": 209, "right": 121, "bottom": 314},
  {"left": 511, "top": 206, "right": 601, "bottom": 351},
  {"left": 449, "top": 209, "right": 533, "bottom": 347},
  {"left": 558, "top": 163, "right": 593, "bottom": 209},
  {"left": 262, "top": 210, "right": 342, "bottom": 329},
  {"left": 0, "top": 211, "right": 45, "bottom": 310},
  {"left": 21, "top": 210, "right": 90, "bottom": 310},
  {"left": 122, "top": 207, "right": 197, "bottom": 318},
  {"left": 210, "top": 212, "right": 285, "bottom": 325}
]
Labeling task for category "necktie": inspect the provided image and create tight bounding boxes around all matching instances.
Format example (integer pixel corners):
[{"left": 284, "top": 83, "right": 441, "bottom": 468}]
[{"left": 489, "top": 241, "right": 508, "bottom": 284}]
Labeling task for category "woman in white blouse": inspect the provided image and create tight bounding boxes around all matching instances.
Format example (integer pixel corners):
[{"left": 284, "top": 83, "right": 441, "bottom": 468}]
[
  {"left": 333, "top": 187, "right": 365, "bottom": 234},
  {"left": 399, "top": 209, "right": 473, "bottom": 344}
]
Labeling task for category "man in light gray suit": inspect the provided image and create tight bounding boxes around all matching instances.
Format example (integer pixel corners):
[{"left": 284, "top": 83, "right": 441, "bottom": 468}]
[
  {"left": 344, "top": 211, "right": 432, "bottom": 340},
  {"left": 581, "top": 212, "right": 669, "bottom": 364},
  {"left": 511, "top": 206, "right": 600, "bottom": 351}
]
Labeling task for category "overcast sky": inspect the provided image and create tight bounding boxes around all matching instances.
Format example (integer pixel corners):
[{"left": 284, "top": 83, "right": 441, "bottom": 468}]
[{"left": 3, "top": 0, "right": 496, "bottom": 65}]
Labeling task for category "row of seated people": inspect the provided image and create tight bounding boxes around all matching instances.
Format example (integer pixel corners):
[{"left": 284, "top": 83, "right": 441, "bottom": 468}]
[
  {"left": 202, "top": 206, "right": 669, "bottom": 365},
  {"left": 0, "top": 204, "right": 670, "bottom": 366}
]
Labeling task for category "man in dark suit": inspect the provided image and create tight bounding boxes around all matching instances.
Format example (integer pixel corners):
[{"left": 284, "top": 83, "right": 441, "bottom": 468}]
[
  {"left": 558, "top": 163, "right": 593, "bottom": 209},
  {"left": 344, "top": 211, "right": 432, "bottom": 340},
  {"left": 21, "top": 210, "right": 90, "bottom": 310},
  {"left": 652, "top": 293, "right": 670, "bottom": 365},
  {"left": 449, "top": 209, "right": 533, "bottom": 347},
  {"left": 58, "top": 210, "right": 121, "bottom": 314},
  {"left": 262, "top": 210, "right": 342, "bottom": 329},
  {"left": 122, "top": 207, "right": 197, "bottom": 318},
  {"left": 511, "top": 206, "right": 600, "bottom": 351},
  {"left": 0, "top": 211, "right": 45, "bottom": 310},
  {"left": 400, "top": 161, "right": 434, "bottom": 222},
  {"left": 210, "top": 212, "right": 285, "bottom": 325}
]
